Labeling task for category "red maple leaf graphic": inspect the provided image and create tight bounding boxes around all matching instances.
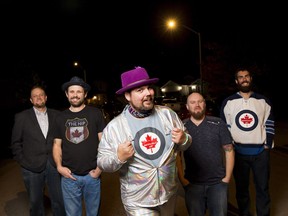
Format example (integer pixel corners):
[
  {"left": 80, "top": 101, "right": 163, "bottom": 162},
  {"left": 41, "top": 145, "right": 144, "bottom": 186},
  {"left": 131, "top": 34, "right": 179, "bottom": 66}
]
[
  {"left": 141, "top": 134, "right": 158, "bottom": 153},
  {"left": 241, "top": 114, "right": 253, "bottom": 125},
  {"left": 72, "top": 129, "right": 82, "bottom": 138}
]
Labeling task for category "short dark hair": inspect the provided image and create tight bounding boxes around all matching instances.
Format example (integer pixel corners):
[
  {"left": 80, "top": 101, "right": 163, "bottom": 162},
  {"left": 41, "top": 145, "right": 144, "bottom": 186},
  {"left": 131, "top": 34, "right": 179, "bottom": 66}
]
[
  {"left": 31, "top": 85, "right": 46, "bottom": 92},
  {"left": 234, "top": 67, "right": 252, "bottom": 79}
]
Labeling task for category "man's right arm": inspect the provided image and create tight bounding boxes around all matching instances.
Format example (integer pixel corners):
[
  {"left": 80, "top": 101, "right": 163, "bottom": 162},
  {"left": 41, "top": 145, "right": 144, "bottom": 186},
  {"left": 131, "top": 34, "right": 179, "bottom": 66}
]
[
  {"left": 52, "top": 138, "right": 62, "bottom": 169},
  {"left": 10, "top": 113, "right": 24, "bottom": 162}
]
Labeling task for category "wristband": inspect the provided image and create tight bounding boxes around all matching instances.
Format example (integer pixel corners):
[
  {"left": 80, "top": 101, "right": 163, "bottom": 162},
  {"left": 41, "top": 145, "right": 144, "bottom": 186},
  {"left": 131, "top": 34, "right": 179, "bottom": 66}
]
[{"left": 182, "top": 133, "right": 189, "bottom": 145}]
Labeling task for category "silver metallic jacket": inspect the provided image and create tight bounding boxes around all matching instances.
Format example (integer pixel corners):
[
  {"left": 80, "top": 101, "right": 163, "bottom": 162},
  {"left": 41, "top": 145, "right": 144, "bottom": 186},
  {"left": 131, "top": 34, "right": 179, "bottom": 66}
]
[{"left": 97, "top": 105, "right": 191, "bottom": 208}]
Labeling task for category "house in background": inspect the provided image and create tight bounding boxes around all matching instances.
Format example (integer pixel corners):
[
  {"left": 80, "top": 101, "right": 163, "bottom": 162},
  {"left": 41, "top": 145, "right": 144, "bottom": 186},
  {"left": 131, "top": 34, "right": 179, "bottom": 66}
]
[{"left": 160, "top": 79, "right": 206, "bottom": 102}]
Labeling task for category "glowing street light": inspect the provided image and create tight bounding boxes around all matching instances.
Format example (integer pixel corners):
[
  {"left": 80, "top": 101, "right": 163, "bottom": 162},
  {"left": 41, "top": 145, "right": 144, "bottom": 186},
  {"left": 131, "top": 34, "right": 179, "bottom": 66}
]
[
  {"left": 166, "top": 19, "right": 203, "bottom": 94},
  {"left": 73, "top": 61, "right": 87, "bottom": 82}
]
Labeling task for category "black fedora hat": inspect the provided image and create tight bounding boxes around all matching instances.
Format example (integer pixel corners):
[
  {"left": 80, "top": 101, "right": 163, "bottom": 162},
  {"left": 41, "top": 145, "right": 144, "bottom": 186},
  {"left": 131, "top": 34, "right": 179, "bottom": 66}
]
[{"left": 62, "top": 76, "right": 91, "bottom": 92}]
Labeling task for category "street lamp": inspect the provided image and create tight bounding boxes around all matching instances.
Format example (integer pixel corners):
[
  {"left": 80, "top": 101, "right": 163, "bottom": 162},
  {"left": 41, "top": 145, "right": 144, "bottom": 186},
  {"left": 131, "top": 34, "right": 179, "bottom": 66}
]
[
  {"left": 166, "top": 19, "right": 203, "bottom": 94},
  {"left": 73, "top": 61, "right": 87, "bottom": 82}
]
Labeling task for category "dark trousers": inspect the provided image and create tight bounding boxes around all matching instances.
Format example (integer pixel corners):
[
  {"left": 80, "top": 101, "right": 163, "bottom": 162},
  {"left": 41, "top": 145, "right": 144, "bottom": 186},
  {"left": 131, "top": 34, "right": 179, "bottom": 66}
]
[
  {"left": 184, "top": 182, "right": 228, "bottom": 216},
  {"left": 21, "top": 160, "right": 65, "bottom": 216},
  {"left": 233, "top": 150, "right": 271, "bottom": 216}
]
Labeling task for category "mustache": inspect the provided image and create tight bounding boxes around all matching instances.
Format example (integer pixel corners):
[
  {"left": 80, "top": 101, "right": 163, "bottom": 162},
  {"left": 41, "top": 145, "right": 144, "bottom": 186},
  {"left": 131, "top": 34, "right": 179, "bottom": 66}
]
[
  {"left": 71, "top": 97, "right": 80, "bottom": 100},
  {"left": 241, "top": 81, "right": 249, "bottom": 84},
  {"left": 143, "top": 96, "right": 153, "bottom": 101}
]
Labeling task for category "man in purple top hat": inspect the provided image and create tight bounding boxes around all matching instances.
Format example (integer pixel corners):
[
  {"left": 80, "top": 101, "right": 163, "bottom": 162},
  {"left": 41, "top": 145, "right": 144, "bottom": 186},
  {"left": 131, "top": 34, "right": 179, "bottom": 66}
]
[{"left": 97, "top": 66, "right": 192, "bottom": 215}]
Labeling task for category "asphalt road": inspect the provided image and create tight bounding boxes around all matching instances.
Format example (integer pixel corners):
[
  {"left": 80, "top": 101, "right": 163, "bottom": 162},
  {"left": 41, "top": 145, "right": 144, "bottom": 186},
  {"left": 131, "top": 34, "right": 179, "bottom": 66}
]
[{"left": 1, "top": 121, "right": 287, "bottom": 216}]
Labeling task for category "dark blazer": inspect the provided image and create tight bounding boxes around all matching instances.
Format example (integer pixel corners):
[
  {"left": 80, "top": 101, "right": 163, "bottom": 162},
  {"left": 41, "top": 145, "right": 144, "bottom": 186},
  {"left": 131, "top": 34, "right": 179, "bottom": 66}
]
[{"left": 11, "top": 107, "right": 60, "bottom": 172}]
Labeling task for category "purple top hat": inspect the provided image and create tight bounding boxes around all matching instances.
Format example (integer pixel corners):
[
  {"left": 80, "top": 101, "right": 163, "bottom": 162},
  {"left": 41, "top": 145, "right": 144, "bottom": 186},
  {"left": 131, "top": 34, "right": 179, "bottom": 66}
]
[{"left": 116, "top": 66, "right": 159, "bottom": 94}]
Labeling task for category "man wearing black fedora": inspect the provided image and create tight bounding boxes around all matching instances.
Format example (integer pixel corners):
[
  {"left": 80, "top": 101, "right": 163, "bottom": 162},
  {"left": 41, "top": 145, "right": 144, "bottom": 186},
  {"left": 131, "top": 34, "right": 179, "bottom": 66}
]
[
  {"left": 97, "top": 66, "right": 192, "bottom": 215},
  {"left": 52, "top": 76, "right": 106, "bottom": 216}
]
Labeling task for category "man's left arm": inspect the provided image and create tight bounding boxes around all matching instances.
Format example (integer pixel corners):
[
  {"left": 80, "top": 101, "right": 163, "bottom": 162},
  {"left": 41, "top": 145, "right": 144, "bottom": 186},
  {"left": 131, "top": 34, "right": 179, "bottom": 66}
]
[{"left": 222, "top": 144, "right": 235, "bottom": 183}]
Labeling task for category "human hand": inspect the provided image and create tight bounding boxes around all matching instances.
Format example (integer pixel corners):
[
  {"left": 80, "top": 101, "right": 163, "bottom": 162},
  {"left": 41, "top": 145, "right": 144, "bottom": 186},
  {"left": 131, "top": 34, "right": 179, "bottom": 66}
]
[
  {"left": 222, "top": 176, "right": 230, "bottom": 183},
  {"left": 171, "top": 128, "right": 186, "bottom": 145},
  {"left": 89, "top": 167, "right": 102, "bottom": 178},
  {"left": 117, "top": 141, "right": 135, "bottom": 162},
  {"left": 57, "top": 166, "right": 77, "bottom": 180}
]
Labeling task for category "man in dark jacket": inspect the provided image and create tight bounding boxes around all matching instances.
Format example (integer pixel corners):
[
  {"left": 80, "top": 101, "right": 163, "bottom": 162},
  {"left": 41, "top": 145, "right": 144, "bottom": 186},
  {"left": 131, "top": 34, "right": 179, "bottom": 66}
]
[{"left": 11, "top": 85, "right": 65, "bottom": 216}]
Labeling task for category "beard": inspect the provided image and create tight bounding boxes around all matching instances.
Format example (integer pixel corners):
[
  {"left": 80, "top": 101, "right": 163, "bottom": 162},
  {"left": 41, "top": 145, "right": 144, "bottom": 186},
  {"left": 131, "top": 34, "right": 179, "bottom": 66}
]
[
  {"left": 69, "top": 97, "right": 85, "bottom": 107},
  {"left": 237, "top": 82, "right": 252, "bottom": 93},
  {"left": 137, "top": 101, "right": 154, "bottom": 114},
  {"left": 34, "top": 102, "right": 46, "bottom": 109},
  {"left": 191, "top": 108, "right": 205, "bottom": 120},
  {"left": 137, "top": 96, "right": 155, "bottom": 112}
]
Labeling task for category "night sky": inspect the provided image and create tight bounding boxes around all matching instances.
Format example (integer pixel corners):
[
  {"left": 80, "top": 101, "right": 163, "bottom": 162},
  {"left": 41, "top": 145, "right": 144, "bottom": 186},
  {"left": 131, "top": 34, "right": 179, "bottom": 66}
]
[
  {"left": 1, "top": 0, "right": 287, "bottom": 119},
  {"left": 0, "top": 0, "right": 286, "bottom": 158}
]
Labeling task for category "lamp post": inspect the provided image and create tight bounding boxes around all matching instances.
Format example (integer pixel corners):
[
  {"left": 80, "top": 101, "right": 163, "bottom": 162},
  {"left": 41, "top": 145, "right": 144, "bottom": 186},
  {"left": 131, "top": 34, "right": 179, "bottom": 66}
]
[
  {"left": 166, "top": 20, "right": 203, "bottom": 94},
  {"left": 73, "top": 61, "right": 87, "bottom": 82}
]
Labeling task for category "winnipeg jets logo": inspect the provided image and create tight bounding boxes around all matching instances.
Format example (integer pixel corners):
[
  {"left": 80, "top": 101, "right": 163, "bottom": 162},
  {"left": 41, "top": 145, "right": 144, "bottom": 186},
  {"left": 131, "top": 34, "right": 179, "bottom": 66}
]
[
  {"left": 235, "top": 110, "right": 258, "bottom": 131},
  {"left": 140, "top": 133, "right": 160, "bottom": 154},
  {"left": 134, "top": 127, "right": 165, "bottom": 160}
]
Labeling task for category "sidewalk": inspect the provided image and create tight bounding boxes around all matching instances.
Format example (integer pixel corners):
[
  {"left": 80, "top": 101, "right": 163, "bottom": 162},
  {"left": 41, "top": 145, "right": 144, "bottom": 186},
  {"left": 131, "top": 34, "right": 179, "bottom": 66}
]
[
  {"left": 227, "top": 150, "right": 288, "bottom": 216},
  {"left": 227, "top": 120, "right": 288, "bottom": 216}
]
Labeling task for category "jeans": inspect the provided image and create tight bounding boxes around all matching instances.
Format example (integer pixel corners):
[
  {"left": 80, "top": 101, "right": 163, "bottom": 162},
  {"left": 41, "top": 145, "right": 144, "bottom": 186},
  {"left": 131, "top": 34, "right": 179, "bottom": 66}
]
[
  {"left": 21, "top": 160, "right": 65, "bottom": 216},
  {"left": 61, "top": 173, "right": 101, "bottom": 216},
  {"left": 234, "top": 150, "right": 270, "bottom": 216},
  {"left": 184, "top": 182, "right": 228, "bottom": 216}
]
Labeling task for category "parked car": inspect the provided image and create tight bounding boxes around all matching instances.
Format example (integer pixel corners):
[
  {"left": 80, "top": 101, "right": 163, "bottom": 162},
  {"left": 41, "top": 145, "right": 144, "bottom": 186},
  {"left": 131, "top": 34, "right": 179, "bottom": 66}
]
[
  {"left": 162, "top": 98, "right": 181, "bottom": 112},
  {"left": 161, "top": 98, "right": 189, "bottom": 120},
  {"left": 177, "top": 103, "right": 190, "bottom": 120}
]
